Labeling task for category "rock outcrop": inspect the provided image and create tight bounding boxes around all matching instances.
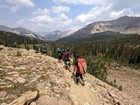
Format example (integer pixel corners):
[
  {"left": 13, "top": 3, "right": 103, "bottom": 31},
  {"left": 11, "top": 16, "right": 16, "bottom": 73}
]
[{"left": 0, "top": 45, "right": 137, "bottom": 105}]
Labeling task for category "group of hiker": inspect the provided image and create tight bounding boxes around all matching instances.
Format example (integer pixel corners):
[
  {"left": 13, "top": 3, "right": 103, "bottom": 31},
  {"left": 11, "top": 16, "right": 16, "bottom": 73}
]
[
  {"left": 12, "top": 42, "right": 48, "bottom": 54},
  {"left": 12, "top": 42, "right": 87, "bottom": 86},
  {"left": 57, "top": 48, "right": 87, "bottom": 86}
]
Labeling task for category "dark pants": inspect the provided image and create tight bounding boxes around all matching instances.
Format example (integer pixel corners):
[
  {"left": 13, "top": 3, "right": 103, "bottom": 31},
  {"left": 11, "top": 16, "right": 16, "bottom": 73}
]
[
  {"left": 75, "top": 72, "right": 85, "bottom": 86},
  {"left": 58, "top": 55, "right": 62, "bottom": 60},
  {"left": 75, "top": 72, "right": 83, "bottom": 80}
]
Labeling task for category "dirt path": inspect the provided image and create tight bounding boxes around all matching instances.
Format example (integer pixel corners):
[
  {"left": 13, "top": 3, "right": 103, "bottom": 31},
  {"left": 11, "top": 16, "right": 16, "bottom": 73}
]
[{"left": 64, "top": 69, "right": 101, "bottom": 105}]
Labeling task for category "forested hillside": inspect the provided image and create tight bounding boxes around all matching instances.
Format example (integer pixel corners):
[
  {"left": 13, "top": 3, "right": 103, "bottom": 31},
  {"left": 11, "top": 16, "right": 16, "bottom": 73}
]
[
  {"left": 56, "top": 31, "right": 128, "bottom": 43},
  {"left": 54, "top": 35, "right": 140, "bottom": 65},
  {"left": 0, "top": 31, "right": 45, "bottom": 47},
  {"left": 47, "top": 35, "right": 140, "bottom": 83}
]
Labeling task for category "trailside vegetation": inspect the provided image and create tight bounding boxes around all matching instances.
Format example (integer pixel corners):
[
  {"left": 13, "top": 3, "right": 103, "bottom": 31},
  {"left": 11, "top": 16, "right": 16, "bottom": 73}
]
[
  {"left": 47, "top": 34, "right": 140, "bottom": 81},
  {"left": 47, "top": 34, "right": 140, "bottom": 90},
  {"left": 53, "top": 35, "right": 140, "bottom": 67}
]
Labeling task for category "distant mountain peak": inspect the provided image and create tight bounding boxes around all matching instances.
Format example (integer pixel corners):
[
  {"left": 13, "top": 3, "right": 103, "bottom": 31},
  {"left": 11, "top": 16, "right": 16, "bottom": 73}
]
[
  {"left": 120, "top": 15, "right": 130, "bottom": 18},
  {"left": 0, "top": 25, "right": 43, "bottom": 39},
  {"left": 53, "top": 30, "right": 61, "bottom": 32},
  {"left": 16, "top": 26, "right": 23, "bottom": 29},
  {"left": 74, "top": 16, "right": 140, "bottom": 35},
  {"left": 38, "top": 26, "right": 82, "bottom": 41}
]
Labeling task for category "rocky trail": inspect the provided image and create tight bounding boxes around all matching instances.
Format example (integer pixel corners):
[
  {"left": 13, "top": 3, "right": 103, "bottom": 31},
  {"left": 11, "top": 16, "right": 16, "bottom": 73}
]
[{"left": 0, "top": 45, "right": 138, "bottom": 105}]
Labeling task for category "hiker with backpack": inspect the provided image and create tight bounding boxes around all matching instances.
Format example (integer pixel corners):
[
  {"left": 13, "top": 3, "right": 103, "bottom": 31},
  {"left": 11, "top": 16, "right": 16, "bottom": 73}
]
[
  {"left": 57, "top": 48, "right": 64, "bottom": 62},
  {"left": 13, "top": 42, "right": 17, "bottom": 48},
  {"left": 72, "top": 55, "right": 87, "bottom": 86},
  {"left": 40, "top": 45, "right": 47, "bottom": 54},
  {"left": 70, "top": 54, "right": 74, "bottom": 65},
  {"left": 63, "top": 49, "right": 71, "bottom": 71}
]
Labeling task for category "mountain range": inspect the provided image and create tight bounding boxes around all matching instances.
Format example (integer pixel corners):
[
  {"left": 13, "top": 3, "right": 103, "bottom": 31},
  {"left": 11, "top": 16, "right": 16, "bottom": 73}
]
[
  {"left": 74, "top": 16, "right": 140, "bottom": 35},
  {"left": 0, "top": 16, "right": 140, "bottom": 41},
  {"left": 39, "top": 16, "right": 140, "bottom": 41},
  {"left": 57, "top": 16, "right": 140, "bottom": 42},
  {"left": 0, "top": 25, "right": 43, "bottom": 40},
  {"left": 37, "top": 26, "right": 82, "bottom": 41}
]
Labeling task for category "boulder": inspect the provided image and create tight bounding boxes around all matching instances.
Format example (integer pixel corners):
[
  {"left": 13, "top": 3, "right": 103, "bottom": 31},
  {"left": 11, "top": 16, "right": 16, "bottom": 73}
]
[
  {"left": 0, "top": 91, "right": 7, "bottom": 99},
  {"left": 8, "top": 90, "right": 38, "bottom": 105},
  {"left": 36, "top": 95, "right": 71, "bottom": 105},
  {"left": 16, "top": 77, "right": 26, "bottom": 84}
]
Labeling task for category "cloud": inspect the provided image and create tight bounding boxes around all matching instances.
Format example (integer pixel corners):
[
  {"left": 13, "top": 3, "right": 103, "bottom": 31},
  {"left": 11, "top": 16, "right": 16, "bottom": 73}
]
[
  {"left": 16, "top": 19, "right": 26, "bottom": 25},
  {"left": 111, "top": 0, "right": 140, "bottom": 11},
  {"left": 110, "top": 8, "right": 134, "bottom": 18},
  {"left": 110, "top": 8, "right": 140, "bottom": 18},
  {"left": 51, "top": 6, "right": 70, "bottom": 13},
  {"left": 32, "top": 8, "right": 50, "bottom": 15},
  {"left": 0, "top": 4, "right": 9, "bottom": 8},
  {"left": 75, "top": 0, "right": 140, "bottom": 24},
  {"left": 76, "top": 14, "right": 93, "bottom": 23},
  {"left": 75, "top": 4, "right": 112, "bottom": 23},
  {"left": 17, "top": 12, "right": 73, "bottom": 32},
  {"left": 16, "top": 19, "right": 32, "bottom": 29},
  {"left": 32, "top": 6, "right": 70, "bottom": 15},
  {"left": 15, "top": 0, "right": 140, "bottom": 32},
  {"left": 16, "top": 4, "right": 72, "bottom": 31},
  {"left": 6, "top": 0, "right": 35, "bottom": 12},
  {"left": 59, "top": 13, "right": 68, "bottom": 19},
  {"left": 31, "top": 15, "right": 52, "bottom": 23},
  {"left": 53, "top": 0, "right": 106, "bottom": 5}
]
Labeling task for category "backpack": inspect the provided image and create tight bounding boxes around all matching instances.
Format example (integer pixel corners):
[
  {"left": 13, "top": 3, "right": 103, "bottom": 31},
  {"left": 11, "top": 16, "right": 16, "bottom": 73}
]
[
  {"left": 57, "top": 48, "right": 64, "bottom": 56},
  {"left": 64, "top": 52, "right": 70, "bottom": 60},
  {"left": 77, "top": 58, "right": 87, "bottom": 74}
]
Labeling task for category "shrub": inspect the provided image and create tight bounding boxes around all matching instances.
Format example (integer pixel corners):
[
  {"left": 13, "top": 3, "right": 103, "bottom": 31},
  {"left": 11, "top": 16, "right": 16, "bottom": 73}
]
[
  {"left": 16, "top": 51, "right": 22, "bottom": 56},
  {"left": 26, "top": 45, "right": 30, "bottom": 50},
  {"left": 87, "top": 59, "right": 107, "bottom": 81},
  {"left": 118, "top": 85, "right": 122, "bottom": 91}
]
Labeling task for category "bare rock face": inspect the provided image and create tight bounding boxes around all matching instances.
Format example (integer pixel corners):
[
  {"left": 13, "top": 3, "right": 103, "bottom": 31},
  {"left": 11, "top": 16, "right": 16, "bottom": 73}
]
[
  {"left": 0, "top": 46, "right": 138, "bottom": 105},
  {"left": 36, "top": 95, "right": 71, "bottom": 105},
  {"left": 0, "top": 91, "right": 7, "bottom": 100},
  {"left": 74, "top": 16, "right": 140, "bottom": 35},
  {"left": 8, "top": 90, "right": 38, "bottom": 105}
]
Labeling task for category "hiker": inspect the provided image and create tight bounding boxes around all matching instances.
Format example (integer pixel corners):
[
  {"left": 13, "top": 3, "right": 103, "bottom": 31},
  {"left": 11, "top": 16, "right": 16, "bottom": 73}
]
[
  {"left": 57, "top": 48, "right": 64, "bottom": 62},
  {"left": 70, "top": 54, "right": 74, "bottom": 65},
  {"left": 40, "top": 45, "right": 47, "bottom": 54},
  {"left": 64, "top": 49, "right": 71, "bottom": 71},
  {"left": 73, "top": 55, "right": 87, "bottom": 86},
  {"left": 13, "top": 42, "right": 17, "bottom": 48}
]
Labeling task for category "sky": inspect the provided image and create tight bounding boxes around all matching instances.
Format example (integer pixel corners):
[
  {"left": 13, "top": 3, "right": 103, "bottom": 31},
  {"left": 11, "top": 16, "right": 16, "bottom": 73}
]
[{"left": 0, "top": 0, "right": 140, "bottom": 32}]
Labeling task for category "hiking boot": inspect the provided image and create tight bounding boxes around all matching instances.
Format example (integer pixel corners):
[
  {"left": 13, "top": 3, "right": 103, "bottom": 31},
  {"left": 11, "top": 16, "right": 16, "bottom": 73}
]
[
  {"left": 75, "top": 79, "right": 79, "bottom": 85},
  {"left": 81, "top": 80, "right": 85, "bottom": 86},
  {"left": 81, "top": 82, "right": 85, "bottom": 86}
]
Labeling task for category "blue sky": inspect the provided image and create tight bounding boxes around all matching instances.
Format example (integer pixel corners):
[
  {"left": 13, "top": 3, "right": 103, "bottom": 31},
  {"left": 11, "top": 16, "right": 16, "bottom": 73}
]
[{"left": 0, "top": 0, "right": 140, "bottom": 32}]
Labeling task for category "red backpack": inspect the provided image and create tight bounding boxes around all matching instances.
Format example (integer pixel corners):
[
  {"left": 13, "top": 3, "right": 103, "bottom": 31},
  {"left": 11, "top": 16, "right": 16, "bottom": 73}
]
[
  {"left": 77, "top": 58, "right": 87, "bottom": 74},
  {"left": 64, "top": 52, "right": 70, "bottom": 60}
]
